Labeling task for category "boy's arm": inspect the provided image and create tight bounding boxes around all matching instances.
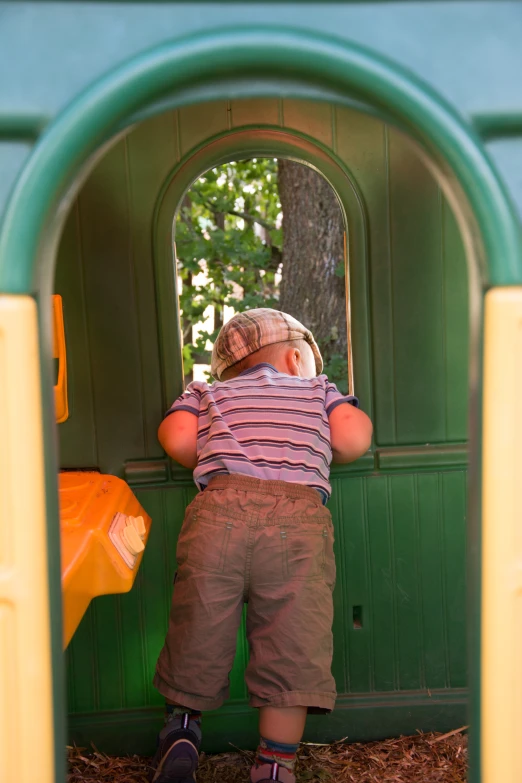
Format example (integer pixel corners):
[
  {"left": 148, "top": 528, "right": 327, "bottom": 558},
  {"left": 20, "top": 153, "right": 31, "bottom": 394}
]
[
  {"left": 158, "top": 411, "right": 198, "bottom": 469},
  {"left": 328, "top": 403, "right": 373, "bottom": 464}
]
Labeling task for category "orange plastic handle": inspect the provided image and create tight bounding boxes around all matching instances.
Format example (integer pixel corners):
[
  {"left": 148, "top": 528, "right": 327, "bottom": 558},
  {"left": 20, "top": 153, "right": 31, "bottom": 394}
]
[{"left": 52, "top": 295, "right": 69, "bottom": 423}]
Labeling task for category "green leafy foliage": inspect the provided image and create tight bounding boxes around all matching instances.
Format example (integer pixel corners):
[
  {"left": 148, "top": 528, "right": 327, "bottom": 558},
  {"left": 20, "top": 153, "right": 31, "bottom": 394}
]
[{"left": 323, "top": 354, "right": 349, "bottom": 395}]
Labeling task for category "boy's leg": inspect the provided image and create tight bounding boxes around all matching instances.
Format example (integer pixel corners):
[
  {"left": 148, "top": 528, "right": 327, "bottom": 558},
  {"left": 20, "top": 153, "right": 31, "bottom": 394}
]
[
  {"left": 258, "top": 705, "right": 307, "bottom": 743},
  {"left": 250, "top": 706, "right": 306, "bottom": 783},
  {"left": 150, "top": 564, "right": 244, "bottom": 782},
  {"left": 150, "top": 567, "right": 243, "bottom": 782},
  {"left": 150, "top": 493, "right": 248, "bottom": 782},
  {"left": 246, "top": 490, "right": 337, "bottom": 783}
]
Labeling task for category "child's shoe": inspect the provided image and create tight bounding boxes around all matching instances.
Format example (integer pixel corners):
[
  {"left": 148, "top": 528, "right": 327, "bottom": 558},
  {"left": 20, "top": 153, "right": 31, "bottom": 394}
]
[
  {"left": 148, "top": 712, "right": 201, "bottom": 782},
  {"left": 250, "top": 761, "right": 296, "bottom": 783}
]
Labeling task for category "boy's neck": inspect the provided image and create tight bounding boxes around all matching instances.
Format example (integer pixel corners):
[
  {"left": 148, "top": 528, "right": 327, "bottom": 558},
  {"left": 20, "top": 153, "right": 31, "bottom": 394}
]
[{"left": 238, "top": 362, "right": 279, "bottom": 377}]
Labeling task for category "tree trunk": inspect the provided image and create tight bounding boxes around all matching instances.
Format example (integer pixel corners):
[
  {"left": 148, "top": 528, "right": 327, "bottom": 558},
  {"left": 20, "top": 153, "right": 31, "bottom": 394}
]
[{"left": 278, "top": 160, "right": 347, "bottom": 376}]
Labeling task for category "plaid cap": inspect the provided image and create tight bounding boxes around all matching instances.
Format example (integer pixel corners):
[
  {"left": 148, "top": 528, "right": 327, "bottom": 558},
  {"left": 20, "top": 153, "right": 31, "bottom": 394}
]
[{"left": 211, "top": 308, "right": 323, "bottom": 380}]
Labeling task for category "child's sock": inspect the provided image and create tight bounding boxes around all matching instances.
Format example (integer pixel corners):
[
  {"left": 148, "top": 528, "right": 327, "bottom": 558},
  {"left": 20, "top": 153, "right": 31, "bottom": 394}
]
[
  {"left": 164, "top": 703, "right": 202, "bottom": 727},
  {"left": 255, "top": 736, "right": 299, "bottom": 772}
]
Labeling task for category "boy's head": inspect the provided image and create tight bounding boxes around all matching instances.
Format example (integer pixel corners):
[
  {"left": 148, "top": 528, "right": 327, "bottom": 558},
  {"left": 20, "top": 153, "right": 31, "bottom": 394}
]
[{"left": 211, "top": 308, "right": 323, "bottom": 381}]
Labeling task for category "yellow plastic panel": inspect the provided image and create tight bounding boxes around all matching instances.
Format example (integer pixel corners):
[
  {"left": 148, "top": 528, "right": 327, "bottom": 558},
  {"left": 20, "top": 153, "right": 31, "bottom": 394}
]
[
  {"left": 0, "top": 296, "right": 55, "bottom": 783},
  {"left": 52, "top": 294, "right": 68, "bottom": 423},
  {"left": 60, "top": 471, "right": 151, "bottom": 647},
  {"left": 482, "top": 287, "right": 522, "bottom": 783}
]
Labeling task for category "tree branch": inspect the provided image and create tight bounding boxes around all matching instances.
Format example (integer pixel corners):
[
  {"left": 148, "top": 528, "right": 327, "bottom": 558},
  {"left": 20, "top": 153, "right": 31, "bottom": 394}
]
[
  {"left": 203, "top": 201, "right": 276, "bottom": 233},
  {"left": 228, "top": 209, "right": 276, "bottom": 233}
]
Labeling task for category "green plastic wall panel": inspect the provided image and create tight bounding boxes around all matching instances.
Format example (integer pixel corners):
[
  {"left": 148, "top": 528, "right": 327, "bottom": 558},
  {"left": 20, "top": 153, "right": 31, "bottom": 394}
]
[
  {"left": 2, "top": 2, "right": 522, "bottom": 125},
  {"left": 335, "top": 107, "right": 469, "bottom": 446},
  {"left": 55, "top": 98, "right": 469, "bottom": 750},
  {"left": 56, "top": 99, "right": 469, "bottom": 478},
  {"left": 0, "top": 142, "right": 33, "bottom": 217},
  {"left": 486, "top": 137, "right": 522, "bottom": 224},
  {"left": 67, "top": 471, "right": 467, "bottom": 752},
  {"left": 329, "top": 471, "right": 467, "bottom": 695},
  {"left": 55, "top": 115, "right": 178, "bottom": 474}
]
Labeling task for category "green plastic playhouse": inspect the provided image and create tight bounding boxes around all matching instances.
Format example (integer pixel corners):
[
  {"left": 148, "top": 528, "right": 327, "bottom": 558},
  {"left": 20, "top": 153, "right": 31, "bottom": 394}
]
[{"left": 1, "top": 4, "right": 522, "bottom": 783}]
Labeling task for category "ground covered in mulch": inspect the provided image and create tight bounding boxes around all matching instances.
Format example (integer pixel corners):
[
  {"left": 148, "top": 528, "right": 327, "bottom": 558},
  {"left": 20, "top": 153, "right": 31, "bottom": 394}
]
[{"left": 67, "top": 727, "right": 468, "bottom": 783}]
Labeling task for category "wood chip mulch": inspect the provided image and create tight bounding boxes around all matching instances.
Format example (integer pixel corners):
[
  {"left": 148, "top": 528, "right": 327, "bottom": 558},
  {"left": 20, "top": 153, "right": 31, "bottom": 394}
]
[{"left": 67, "top": 726, "right": 468, "bottom": 783}]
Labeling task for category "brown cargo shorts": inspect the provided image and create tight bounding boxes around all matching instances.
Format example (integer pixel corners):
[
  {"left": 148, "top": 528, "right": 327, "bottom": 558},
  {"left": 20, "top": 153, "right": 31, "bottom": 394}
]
[{"left": 154, "top": 474, "right": 337, "bottom": 713}]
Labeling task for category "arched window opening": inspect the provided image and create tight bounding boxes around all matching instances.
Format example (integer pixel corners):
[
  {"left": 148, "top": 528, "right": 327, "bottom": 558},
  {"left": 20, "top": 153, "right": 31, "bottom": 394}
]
[{"left": 175, "top": 157, "right": 353, "bottom": 394}]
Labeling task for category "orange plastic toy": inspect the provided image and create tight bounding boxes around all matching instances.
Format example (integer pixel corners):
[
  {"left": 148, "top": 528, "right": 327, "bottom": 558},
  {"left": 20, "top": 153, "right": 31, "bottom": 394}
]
[{"left": 60, "top": 471, "right": 151, "bottom": 647}]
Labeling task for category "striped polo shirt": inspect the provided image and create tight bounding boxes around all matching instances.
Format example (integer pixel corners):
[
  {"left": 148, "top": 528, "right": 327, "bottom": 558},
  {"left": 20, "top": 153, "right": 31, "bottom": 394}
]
[{"left": 166, "top": 363, "right": 359, "bottom": 502}]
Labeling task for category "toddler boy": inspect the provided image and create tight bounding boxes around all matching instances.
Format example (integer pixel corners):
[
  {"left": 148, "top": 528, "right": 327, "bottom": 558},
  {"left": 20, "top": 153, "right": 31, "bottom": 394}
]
[{"left": 150, "top": 308, "right": 373, "bottom": 783}]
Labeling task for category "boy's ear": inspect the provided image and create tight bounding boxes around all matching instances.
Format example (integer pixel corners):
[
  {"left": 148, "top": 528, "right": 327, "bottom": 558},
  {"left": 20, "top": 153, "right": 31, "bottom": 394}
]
[{"left": 284, "top": 345, "right": 301, "bottom": 376}]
